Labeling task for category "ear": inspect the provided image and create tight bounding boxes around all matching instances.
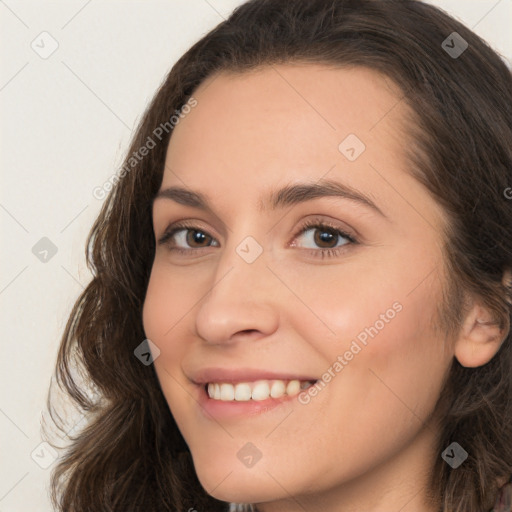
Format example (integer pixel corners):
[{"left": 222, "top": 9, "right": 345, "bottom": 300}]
[{"left": 454, "top": 270, "right": 511, "bottom": 368}]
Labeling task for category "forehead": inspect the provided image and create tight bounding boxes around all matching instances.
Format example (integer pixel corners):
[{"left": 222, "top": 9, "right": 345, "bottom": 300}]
[
  {"left": 170, "top": 63, "right": 407, "bottom": 149},
  {"left": 161, "top": 63, "right": 441, "bottom": 228},
  {"left": 165, "top": 63, "right": 407, "bottom": 170}
]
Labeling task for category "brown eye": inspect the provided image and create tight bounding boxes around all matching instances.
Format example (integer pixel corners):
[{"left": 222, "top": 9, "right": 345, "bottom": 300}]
[
  {"left": 312, "top": 227, "right": 339, "bottom": 249},
  {"left": 184, "top": 229, "right": 212, "bottom": 248},
  {"left": 160, "top": 226, "right": 218, "bottom": 250},
  {"left": 294, "top": 222, "right": 354, "bottom": 250}
]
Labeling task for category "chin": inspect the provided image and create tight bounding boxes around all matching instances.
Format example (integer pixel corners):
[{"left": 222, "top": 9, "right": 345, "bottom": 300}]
[{"left": 192, "top": 453, "right": 288, "bottom": 504}]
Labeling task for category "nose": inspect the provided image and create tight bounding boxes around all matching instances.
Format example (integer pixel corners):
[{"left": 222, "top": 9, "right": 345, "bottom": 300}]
[{"left": 194, "top": 235, "right": 280, "bottom": 345}]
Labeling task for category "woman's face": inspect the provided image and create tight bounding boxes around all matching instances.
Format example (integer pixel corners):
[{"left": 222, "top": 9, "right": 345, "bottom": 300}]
[{"left": 143, "top": 64, "right": 455, "bottom": 510}]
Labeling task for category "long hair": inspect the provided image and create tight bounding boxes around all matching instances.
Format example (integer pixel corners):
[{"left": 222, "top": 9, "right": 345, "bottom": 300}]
[{"left": 45, "top": 1, "right": 512, "bottom": 511}]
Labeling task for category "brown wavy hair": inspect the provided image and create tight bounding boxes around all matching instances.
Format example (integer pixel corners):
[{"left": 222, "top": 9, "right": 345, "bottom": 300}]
[{"left": 45, "top": 0, "right": 512, "bottom": 511}]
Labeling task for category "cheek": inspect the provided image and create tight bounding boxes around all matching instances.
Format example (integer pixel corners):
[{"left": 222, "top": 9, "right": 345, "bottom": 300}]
[
  {"left": 143, "top": 265, "right": 166, "bottom": 338},
  {"left": 142, "top": 267, "right": 193, "bottom": 436},
  {"left": 292, "top": 252, "right": 450, "bottom": 429},
  {"left": 142, "top": 262, "right": 194, "bottom": 343},
  {"left": 323, "top": 278, "right": 450, "bottom": 432},
  {"left": 142, "top": 264, "right": 193, "bottom": 409}
]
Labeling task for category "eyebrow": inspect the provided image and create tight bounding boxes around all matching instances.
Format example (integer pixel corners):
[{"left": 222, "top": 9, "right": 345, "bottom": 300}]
[{"left": 153, "top": 179, "right": 388, "bottom": 219}]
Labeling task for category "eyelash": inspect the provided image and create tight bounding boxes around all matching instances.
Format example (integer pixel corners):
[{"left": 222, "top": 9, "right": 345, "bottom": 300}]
[{"left": 157, "top": 217, "right": 358, "bottom": 260}]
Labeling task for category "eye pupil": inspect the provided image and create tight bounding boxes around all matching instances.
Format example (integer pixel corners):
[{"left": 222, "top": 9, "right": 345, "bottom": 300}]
[
  {"left": 314, "top": 228, "right": 337, "bottom": 248},
  {"left": 187, "top": 229, "right": 209, "bottom": 247}
]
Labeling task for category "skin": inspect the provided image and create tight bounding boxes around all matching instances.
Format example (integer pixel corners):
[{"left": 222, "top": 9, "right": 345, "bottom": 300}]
[{"left": 142, "top": 64, "right": 506, "bottom": 512}]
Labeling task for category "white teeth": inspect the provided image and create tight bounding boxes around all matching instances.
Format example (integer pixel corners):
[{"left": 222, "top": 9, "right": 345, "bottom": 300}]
[
  {"left": 220, "top": 383, "right": 235, "bottom": 401},
  {"left": 251, "top": 381, "right": 270, "bottom": 401},
  {"left": 270, "top": 380, "right": 286, "bottom": 398},
  {"left": 286, "top": 380, "right": 300, "bottom": 396},
  {"left": 234, "top": 383, "right": 252, "bottom": 401},
  {"left": 206, "top": 379, "right": 316, "bottom": 401}
]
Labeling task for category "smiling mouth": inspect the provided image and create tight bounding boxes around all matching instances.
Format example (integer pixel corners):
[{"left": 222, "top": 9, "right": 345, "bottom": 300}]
[{"left": 204, "top": 379, "right": 318, "bottom": 402}]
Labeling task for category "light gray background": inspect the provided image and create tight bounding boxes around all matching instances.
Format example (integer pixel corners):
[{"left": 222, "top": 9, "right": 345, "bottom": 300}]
[{"left": 1, "top": 1, "right": 511, "bottom": 510}]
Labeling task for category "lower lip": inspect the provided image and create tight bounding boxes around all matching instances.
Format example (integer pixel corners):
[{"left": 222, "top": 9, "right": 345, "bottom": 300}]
[{"left": 196, "top": 383, "right": 311, "bottom": 419}]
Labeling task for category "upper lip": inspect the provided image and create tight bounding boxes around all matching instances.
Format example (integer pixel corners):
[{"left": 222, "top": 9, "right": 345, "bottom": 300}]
[{"left": 188, "top": 367, "right": 319, "bottom": 385}]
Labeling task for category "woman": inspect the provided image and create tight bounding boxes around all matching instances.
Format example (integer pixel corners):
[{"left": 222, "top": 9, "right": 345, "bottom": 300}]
[{"left": 46, "top": 0, "right": 512, "bottom": 511}]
